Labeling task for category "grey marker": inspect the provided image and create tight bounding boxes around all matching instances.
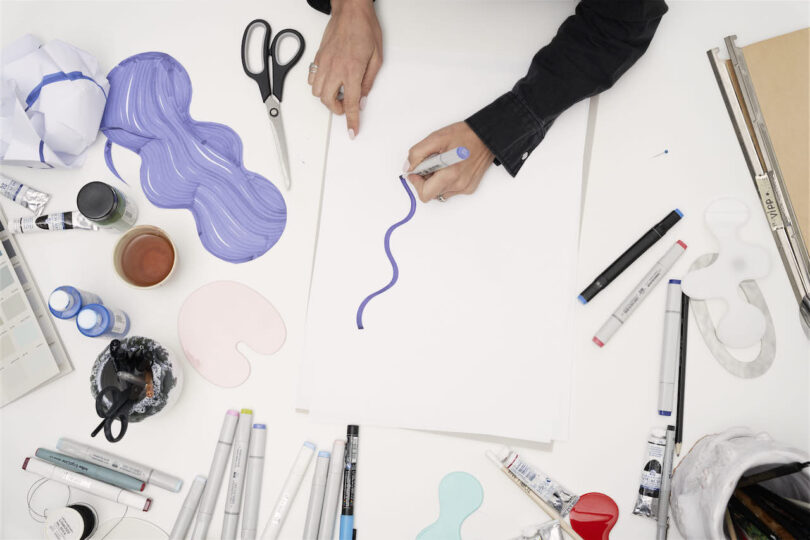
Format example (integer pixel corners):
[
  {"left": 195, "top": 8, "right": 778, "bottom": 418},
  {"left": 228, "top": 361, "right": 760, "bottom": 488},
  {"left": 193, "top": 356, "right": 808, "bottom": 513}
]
[{"left": 35, "top": 448, "right": 144, "bottom": 492}]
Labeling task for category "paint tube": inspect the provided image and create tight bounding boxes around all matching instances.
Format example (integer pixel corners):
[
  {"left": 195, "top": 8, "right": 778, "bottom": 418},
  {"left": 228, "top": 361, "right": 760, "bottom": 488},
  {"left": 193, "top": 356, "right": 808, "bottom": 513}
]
[
  {"left": 511, "top": 520, "right": 562, "bottom": 540},
  {"left": 10, "top": 212, "right": 98, "bottom": 234},
  {"left": 632, "top": 428, "right": 667, "bottom": 519},
  {"left": 0, "top": 173, "right": 51, "bottom": 216},
  {"left": 492, "top": 446, "right": 579, "bottom": 516}
]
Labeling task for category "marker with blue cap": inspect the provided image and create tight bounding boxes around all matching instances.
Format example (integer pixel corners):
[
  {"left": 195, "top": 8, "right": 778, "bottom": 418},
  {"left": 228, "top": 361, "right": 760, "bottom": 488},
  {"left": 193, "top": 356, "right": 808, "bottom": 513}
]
[
  {"left": 578, "top": 209, "right": 683, "bottom": 304},
  {"left": 261, "top": 441, "right": 316, "bottom": 540},
  {"left": 658, "top": 279, "right": 682, "bottom": 416},
  {"left": 303, "top": 449, "right": 331, "bottom": 539},
  {"left": 406, "top": 147, "right": 470, "bottom": 177}
]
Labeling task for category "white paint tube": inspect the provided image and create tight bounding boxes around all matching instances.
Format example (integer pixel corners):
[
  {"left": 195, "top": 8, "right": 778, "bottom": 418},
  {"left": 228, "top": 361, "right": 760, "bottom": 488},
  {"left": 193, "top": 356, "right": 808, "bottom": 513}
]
[
  {"left": 633, "top": 428, "right": 668, "bottom": 519},
  {"left": 10, "top": 211, "right": 98, "bottom": 234},
  {"left": 0, "top": 173, "right": 50, "bottom": 215},
  {"left": 491, "top": 446, "right": 579, "bottom": 516}
]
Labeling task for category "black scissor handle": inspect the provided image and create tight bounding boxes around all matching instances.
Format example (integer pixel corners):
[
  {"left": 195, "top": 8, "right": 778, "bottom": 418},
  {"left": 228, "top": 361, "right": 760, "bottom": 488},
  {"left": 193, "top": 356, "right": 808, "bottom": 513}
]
[
  {"left": 269, "top": 28, "right": 305, "bottom": 102},
  {"left": 92, "top": 386, "right": 132, "bottom": 443},
  {"left": 241, "top": 18, "right": 273, "bottom": 102}
]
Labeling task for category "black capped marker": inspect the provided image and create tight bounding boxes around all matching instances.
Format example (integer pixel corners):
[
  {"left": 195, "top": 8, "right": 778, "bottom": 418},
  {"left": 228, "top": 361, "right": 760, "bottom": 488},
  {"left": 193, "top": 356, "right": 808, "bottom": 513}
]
[
  {"left": 340, "top": 425, "right": 359, "bottom": 540},
  {"left": 578, "top": 209, "right": 683, "bottom": 304}
]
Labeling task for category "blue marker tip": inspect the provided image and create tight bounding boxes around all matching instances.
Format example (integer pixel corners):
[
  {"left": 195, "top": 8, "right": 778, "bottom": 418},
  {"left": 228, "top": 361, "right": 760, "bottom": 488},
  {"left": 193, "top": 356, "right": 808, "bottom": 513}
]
[
  {"left": 303, "top": 441, "right": 316, "bottom": 450},
  {"left": 577, "top": 295, "right": 587, "bottom": 305},
  {"left": 658, "top": 410, "right": 672, "bottom": 416},
  {"left": 675, "top": 208, "right": 683, "bottom": 218},
  {"left": 253, "top": 423, "right": 266, "bottom": 429},
  {"left": 457, "top": 146, "right": 470, "bottom": 160},
  {"left": 669, "top": 279, "right": 681, "bottom": 284},
  {"left": 318, "top": 450, "right": 331, "bottom": 458}
]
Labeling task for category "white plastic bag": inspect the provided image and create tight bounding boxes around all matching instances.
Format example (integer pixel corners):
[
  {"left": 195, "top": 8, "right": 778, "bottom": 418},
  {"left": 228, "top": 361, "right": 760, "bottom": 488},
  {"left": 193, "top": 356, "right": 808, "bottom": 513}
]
[
  {"left": 671, "top": 427, "right": 810, "bottom": 538},
  {"left": 0, "top": 35, "right": 108, "bottom": 168}
]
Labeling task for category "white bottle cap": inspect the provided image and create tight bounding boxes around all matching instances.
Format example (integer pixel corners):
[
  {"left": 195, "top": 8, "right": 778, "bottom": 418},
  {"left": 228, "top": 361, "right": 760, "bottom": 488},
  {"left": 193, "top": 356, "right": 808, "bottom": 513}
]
[
  {"left": 77, "top": 309, "right": 101, "bottom": 330},
  {"left": 493, "top": 445, "right": 511, "bottom": 462},
  {"left": 49, "top": 290, "right": 71, "bottom": 311}
]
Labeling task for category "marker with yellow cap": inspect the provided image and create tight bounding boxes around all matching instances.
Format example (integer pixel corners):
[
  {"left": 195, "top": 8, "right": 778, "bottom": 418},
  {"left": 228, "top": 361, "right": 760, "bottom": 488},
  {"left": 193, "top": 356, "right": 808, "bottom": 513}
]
[{"left": 222, "top": 408, "right": 254, "bottom": 540}]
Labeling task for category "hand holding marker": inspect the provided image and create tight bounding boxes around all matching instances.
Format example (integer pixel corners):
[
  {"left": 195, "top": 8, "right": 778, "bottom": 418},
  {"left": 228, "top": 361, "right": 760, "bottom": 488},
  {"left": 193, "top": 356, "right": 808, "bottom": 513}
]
[
  {"left": 355, "top": 149, "right": 469, "bottom": 329},
  {"left": 405, "top": 147, "right": 470, "bottom": 178}
]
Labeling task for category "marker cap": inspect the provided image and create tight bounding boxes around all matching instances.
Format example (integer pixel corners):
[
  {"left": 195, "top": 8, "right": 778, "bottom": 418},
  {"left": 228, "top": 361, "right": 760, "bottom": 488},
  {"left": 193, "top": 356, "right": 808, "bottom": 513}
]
[
  {"left": 594, "top": 317, "right": 621, "bottom": 347},
  {"left": 150, "top": 468, "right": 184, "bottom": 492}
]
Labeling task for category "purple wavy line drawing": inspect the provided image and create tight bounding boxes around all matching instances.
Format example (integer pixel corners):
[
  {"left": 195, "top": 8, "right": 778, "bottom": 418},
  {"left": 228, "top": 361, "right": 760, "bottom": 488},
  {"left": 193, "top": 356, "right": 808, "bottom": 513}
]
[
  {"left": 100, "top": 52, "right": 286, "bottom": 263},
  {"left": 356, "top": 176, "right": 417, "bottom": 329}
]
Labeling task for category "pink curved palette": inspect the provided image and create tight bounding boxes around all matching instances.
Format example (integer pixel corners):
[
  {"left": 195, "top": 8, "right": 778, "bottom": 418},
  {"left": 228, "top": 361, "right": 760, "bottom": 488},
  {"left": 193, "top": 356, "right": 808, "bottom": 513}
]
[{"left": 178, "top": 281, "right": 286, "bottom": 387}]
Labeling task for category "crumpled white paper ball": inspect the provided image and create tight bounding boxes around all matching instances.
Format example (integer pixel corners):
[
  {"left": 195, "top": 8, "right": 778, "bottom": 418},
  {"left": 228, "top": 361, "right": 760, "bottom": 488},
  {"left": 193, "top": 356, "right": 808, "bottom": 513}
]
[{"left": 0, "top": 34, "right": 108, "bottom": 168}]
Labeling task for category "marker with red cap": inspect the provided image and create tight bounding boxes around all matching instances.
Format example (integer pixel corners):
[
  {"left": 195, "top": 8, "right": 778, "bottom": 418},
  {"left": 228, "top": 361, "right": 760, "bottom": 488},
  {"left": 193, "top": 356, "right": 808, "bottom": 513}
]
[
  {"left": 22, "top": 456, "right": 152, "bottom": 511},
  {"left": 593, "top": 241, "right": 687, "bottom": 347}
]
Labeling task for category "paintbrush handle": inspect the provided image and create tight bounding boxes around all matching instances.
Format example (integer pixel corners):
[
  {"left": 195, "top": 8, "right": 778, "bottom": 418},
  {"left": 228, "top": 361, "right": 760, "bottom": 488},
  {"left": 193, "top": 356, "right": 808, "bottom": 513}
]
[{"left": 498, "top": 464, "right": 584, "bottom": 540}]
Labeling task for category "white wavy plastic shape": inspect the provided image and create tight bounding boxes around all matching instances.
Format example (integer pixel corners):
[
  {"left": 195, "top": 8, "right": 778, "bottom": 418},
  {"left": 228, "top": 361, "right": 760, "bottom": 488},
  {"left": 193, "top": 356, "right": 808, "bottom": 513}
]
[{"left": 681, "top": 198, "right": 770, "bottom": 348}]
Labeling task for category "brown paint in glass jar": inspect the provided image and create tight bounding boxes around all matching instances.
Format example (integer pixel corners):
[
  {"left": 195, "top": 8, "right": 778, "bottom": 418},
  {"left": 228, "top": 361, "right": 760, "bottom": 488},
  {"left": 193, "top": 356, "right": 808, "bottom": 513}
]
[{"left": 121, "top": 233, "right": 175, "bottom": 287}]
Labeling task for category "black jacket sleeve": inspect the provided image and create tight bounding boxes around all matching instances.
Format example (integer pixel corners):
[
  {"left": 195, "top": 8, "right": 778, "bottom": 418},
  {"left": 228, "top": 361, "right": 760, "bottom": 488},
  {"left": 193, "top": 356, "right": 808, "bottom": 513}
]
[
  {"left": 307, "top": 0, "right": 332, "bottom": 14},
  {"left": 466, "top": 0, "right": 668, "bottom": 176}
]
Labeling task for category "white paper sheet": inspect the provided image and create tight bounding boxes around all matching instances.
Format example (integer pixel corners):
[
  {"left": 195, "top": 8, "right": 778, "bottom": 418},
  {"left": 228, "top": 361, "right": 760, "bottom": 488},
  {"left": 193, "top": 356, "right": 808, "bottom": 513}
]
[{"left": 302, "top": 2, "right": 586, "bottom": 443}]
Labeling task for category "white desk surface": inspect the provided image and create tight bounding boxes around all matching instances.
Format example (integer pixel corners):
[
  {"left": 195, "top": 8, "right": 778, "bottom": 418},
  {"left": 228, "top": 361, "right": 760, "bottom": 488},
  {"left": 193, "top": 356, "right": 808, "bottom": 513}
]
[{"left": 2, "top": 1, "right": 809, "bottom": 539}]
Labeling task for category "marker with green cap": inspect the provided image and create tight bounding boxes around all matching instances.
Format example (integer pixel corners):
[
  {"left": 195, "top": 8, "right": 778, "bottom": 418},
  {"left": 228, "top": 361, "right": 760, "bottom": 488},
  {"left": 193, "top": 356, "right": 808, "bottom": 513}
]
[{"left": 222, "top": 408, "right": 254, "bottom": 539}]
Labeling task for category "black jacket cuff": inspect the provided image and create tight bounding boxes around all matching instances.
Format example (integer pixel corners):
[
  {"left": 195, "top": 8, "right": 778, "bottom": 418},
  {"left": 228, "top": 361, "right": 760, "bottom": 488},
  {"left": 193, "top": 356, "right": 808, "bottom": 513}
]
[{"left": 466, "top": 92, "right": 549, "bottom": 177}]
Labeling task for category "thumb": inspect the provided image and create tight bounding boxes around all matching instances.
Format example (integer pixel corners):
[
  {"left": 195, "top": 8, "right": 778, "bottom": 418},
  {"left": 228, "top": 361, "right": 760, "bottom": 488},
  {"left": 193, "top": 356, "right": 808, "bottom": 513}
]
[{"left": 406, "top": 131, "right": 448, "bottom": 173}]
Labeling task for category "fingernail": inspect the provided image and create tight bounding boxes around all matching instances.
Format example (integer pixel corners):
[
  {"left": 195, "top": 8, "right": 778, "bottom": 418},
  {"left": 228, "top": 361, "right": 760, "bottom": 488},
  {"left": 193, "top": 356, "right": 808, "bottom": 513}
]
[
  {"left": 348, "top": 129, "right": 356, "bottom": 140},
  {"left": 360, "top": 96, "right": 368, "bottom": 111},
  {"left": 402, "top": 160, "right": 410, "bottom": 173}
]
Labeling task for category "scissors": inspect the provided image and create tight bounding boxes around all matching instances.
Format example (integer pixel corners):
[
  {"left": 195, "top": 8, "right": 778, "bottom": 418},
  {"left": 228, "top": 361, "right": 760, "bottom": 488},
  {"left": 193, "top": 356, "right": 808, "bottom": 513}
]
[
  {"left": 92, "top": 383, "right": 140, "bottom": 443},
  {"left": 241, "top": 19, "right": 305, "bottom": 190}
]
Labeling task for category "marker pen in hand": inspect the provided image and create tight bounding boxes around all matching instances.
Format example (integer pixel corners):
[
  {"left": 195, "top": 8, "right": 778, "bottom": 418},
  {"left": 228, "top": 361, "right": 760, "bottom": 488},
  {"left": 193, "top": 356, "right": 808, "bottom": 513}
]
[{"left": 406, "top": 147, "right": 470, "bottom": 177}]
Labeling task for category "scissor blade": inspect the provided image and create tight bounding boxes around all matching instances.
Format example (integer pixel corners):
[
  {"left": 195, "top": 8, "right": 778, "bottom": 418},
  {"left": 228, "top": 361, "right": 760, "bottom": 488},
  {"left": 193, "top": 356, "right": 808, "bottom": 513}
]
[{"left": 264, "top": 96, "right": 292, "bottom": 190}]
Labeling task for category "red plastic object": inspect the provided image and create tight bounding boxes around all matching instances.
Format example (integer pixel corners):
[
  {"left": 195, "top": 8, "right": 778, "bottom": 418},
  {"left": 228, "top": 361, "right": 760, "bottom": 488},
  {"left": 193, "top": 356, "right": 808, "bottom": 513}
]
[{"left": 570, "top": 492, "right": 619, "bottom": 540}]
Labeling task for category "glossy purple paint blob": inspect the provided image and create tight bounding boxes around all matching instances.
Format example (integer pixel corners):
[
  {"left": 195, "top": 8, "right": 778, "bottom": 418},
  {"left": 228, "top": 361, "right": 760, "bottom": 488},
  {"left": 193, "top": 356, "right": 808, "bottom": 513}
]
[
  {"left": 356, "top": 176, "right": 417, "bottom": 329},
  {"left": 100, "top": 52, "right": 286, "bottom": 263}
]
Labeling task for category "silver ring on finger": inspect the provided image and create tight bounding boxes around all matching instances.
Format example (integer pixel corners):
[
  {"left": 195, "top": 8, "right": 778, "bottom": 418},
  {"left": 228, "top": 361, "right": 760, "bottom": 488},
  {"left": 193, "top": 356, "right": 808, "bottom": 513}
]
[
  {"left": 437, "top": 194, "right": 447, "bottom": 202},
  {"left": 309, "top": 63, "right": 319, "bottom": 73}
]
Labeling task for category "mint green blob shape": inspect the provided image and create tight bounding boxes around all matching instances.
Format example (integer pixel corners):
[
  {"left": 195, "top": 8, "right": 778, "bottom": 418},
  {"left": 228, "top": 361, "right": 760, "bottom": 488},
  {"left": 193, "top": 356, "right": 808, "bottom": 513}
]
[{"left": 416, "top": 471, "right": 484, "bottom": 540}]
